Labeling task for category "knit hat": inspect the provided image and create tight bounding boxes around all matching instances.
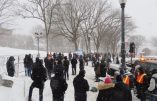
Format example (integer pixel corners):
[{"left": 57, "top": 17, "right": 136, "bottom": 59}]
[
  {"left": 79, "top": 70, "right": 86, "bottom": 77},
  {"left": 116, "top": 75, "right": 123, "bottom": 82},
  {"left": 103, "top": 76, "right": 113, "bottom": 84}
]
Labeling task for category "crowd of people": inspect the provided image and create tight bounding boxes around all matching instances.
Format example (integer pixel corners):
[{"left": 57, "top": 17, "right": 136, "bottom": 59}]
[{"left": 5, "top": 52, "right": 156, "bottom": 101}]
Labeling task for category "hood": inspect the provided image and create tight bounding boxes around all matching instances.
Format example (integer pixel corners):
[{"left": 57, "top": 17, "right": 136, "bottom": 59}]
[{"left": 97, "top": 83, "right": 115, "bottom": 90}]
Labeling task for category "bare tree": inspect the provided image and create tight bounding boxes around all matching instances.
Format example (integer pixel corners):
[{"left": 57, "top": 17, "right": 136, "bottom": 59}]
[
  {"left": 16, "top": 0, "right": 61, "bottom": 53},
  {"left": 100, "top": 10, "right": 136, "bottom": 54},
  {"left": 128, "top": 35, "right": 146, "bottom": 54},
  {"left": 79, "top": 0, "right": 108, "bottom": 53},
  {"left": 83, "top": 0, "right": 112, "bottom": 53},
  {"left": 54, "top": 0, "right": 91, "bottom": 51},
  {"left": 0, "top": 0, "right": 15, "bottom": 25}
]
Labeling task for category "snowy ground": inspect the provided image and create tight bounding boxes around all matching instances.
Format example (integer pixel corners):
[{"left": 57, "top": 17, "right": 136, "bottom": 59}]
[
  {"left": 0, "top": 62, "right": 99, "bottom": 101},
  {"left": 0, "top": 47, "right": 140, "bottom": 101}
]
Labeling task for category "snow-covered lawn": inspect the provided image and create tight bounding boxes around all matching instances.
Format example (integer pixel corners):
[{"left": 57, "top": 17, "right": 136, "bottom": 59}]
[
  {"left": 0, "top": 47, "right": 98, "bottom": 101},
  {"left": 0, "top": 63, "right": 98, "bottom": 101}
]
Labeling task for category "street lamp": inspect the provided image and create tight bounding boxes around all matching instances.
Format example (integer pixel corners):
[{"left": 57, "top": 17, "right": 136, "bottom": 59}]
[
  {"left": 35, "top": 32, "right": 42, "bottom": 57},
  {"left": 119, "top": 0, "right": 127, "bottom": 71}
]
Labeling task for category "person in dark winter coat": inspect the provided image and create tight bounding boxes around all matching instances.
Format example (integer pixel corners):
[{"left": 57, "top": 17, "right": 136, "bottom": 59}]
[
  {"left": 24, "top": 54, "right": 28, "bottom": 76},
  {"left": 28, "top": 58, "right": 47, "bottom": 101},
  {"left": 92, "top": 56, "right": 96, "bottom": 67},
  {"left": 71, "top": 57, "right": 77, "bottom": 75},
  {"left": 94, "top": 62, "right": 101, "bottom": 82},
  {"left": 25, "top": 54, "right": 33, "bottom": 77},
  {"left": 54, "top": 60, "right": 64, "bottom": 78},
  {"left": 68, "top": 52, "right": 72, "bottom": 61},
  {"left": 99, "top": 60, "right": 106, "bottom": 77},
  {"left": 6, "top": 56, "right": 15, "bottom": 77},
  {"left": 44, "top": 54, "right": 54, "bottom": 79},
  {"left": 57, "top": 53, "right": 63, "bottom": 61},
  {"left": 63, "top": 56, "right": 70, "bottom": 80},
  {"left": 73, "top": 70, "right": 89, "bottom": 101},
  {"left": 79, "top": 55, "right": 85, "bottom": 71},
  {"left": 116, "top": 56, "right": 120, "bottom": 64},
  {"left": 97, "top": 75, "right": 132, "bottom": 101},
  {"left": 115, "top": 75, "right": 132, "bottom": 101},
  {"left": 50, "top": 67, "right": 68, "bottom": 101}
]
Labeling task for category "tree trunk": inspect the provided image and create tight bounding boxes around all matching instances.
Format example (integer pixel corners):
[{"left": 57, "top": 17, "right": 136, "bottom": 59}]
[
  {"left": 74, "top": 40, "right": 78, "bottom": 51},
  {"left": 46, "top": 34, "right": 49, "bottom": 54},
  {"left": 96, "top": 44, "right": 99, "bottom": 53}
]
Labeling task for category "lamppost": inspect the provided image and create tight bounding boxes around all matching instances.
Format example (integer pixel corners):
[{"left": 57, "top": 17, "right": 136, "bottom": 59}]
[
  {"left": 35, "top": 32, "right": 42, "bottom": 57},
  {"left": 119, "top": 0, "right": 127, "bottom": 71}
]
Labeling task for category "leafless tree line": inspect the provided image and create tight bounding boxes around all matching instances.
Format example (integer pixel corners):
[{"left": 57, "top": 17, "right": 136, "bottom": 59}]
[
  {"left": 0, "top": 0, "right": 15, "bottom": 25},
  {"left": 0, "top": 0, "right": 137, "bottom": 54}
]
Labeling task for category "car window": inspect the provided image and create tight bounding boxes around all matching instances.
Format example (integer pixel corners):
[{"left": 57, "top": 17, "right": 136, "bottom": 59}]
[
  {"left": 150, "top": 64, "right": 157, "bottom": 71},
  {"left": 140, "top": 62, "right": 150, "bottom": 68}
]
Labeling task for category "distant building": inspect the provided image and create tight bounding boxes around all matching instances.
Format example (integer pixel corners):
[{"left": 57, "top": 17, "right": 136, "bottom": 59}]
[
  {"left": 0, "top": 26, "right": 13, "bottom": 47},
  {"left": 0, "top": 26, "right": 13, "bottom": 36}
]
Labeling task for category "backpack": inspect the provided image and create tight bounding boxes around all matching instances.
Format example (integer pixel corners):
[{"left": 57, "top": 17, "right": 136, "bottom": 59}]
[
  {"left": 31, "top": 64, "right": 47, "bottom": 82},
  {"left": 64, "top": 60, "right": 69, "bottom": 67},
  {"left": 50, "top": 77, "right": 68, "bottom": 92},
  {"left": 51, "top": 79, "right": 60, "bottom": 90}
]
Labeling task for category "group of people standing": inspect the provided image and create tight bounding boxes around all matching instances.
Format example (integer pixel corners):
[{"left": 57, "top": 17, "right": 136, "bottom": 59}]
[
  {"left": 27, "top": 52, "right": 89, "bottom": 101},
  {"left": 24, "top": 54, "right": 33, "bottom": 77},
  {"left": 5, "top": 52, "right": 152, "bottom": 101}
]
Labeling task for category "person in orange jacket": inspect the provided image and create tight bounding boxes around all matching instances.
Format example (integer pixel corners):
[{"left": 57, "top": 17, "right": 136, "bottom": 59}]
[
  {"left": 135, "top": 67, "right": 149, "bottom": 101},
  {"left": 123, "top": 73, "right": 134, "bottom": 89}
]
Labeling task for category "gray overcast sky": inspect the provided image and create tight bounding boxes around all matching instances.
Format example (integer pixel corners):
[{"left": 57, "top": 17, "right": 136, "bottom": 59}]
[
  {"left": 113, "top": 0, "right": 157, "bottom": 39},
  {"left": 13, "top": 0, "right": 157, "bottom": 39}
]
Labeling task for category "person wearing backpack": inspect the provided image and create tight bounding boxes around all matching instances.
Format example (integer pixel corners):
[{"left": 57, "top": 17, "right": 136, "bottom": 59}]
[
  {"left": 28, "top": 58, "right": 47, "bottom": 101},
  {"left": 63, "top": 56, "right": 70, "bottom": 80},
  {"left": 50, "top": 67, "right": 68, "bottom": 101}
]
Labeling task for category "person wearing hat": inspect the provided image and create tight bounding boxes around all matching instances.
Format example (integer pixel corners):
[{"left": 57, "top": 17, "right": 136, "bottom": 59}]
[
  {"left": 28, "top": 58, "right": 47, "bottom": 101},
  {"left": 97, "top": 76, "right": 115, "bottom": 101},
  {"left": 97, "top": 74, "right": 132, "bottom": 101},
  {"left": 122, "top": 72, "right": 134, "bottom": 89},
  {"left": 135, "top": 67, "right": 149, "bottom": 101},
  {"left": 6, "top": 56, "right": 15, "bottom": 77},
  {"left": 73, "top": 70, "right": 89, "bottom": 101},
  {"left": 50, "top": 66, "right": 68, "bottom": 101}
]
